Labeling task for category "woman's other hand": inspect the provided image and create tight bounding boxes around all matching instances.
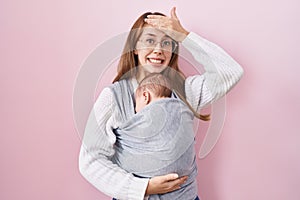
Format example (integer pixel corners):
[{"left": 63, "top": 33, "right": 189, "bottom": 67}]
[
  {"left": 144, "top": 7, "right": 190, "bottom": 42},
  {"left": 145, "top": 173, "right": 188, "bottom": 196}
]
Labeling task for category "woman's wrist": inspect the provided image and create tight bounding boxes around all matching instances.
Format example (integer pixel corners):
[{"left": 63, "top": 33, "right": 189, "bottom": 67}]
[{"left": 177, "top": 29, "right": 190, "bottom": 42}]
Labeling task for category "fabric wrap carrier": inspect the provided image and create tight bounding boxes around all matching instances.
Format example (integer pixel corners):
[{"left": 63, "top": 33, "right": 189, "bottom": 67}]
[{"left": 109, "top": 79, "right": 198, "bottom": 199}]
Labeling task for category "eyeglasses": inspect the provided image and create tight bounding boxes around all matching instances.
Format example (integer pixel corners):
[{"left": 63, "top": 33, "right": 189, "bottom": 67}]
[{"left": 137, "top": 37, "right": 178, "bottom": 52}]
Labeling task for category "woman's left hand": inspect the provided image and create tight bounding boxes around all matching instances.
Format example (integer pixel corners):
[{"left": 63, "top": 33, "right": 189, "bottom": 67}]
[{"left": 144, "top": 7, "right": 190, "bottom": 42}]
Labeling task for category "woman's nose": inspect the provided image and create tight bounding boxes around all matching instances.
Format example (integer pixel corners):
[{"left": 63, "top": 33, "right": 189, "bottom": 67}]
[{"left": 153, "top": 43, "right": 163, "bottom": 53}]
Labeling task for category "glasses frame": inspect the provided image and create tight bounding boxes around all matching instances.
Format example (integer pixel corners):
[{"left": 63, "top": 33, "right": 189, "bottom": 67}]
[{"left": 137, "top": 38, "right": 178, "bottom": 53}]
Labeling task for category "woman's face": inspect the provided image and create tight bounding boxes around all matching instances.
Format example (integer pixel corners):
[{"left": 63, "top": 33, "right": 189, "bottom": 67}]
[{"left": 134, "top": 26, "right": 173, "bottom": 76}]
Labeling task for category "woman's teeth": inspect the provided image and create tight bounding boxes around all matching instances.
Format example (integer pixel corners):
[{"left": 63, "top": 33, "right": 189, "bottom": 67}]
[{"left": 148, "top": 58, "right": 162, "bottom": 64}]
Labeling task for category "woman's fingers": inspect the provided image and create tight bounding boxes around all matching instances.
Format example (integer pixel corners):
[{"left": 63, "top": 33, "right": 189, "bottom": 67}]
[
  {"left": 170, "top": 7, "right": 178, "bottom": 20},
  {"left": 168, "top": 175, "right": 188, "bottom": 187},
  {"left": 144, "top": 18, "right": 164, "bottom": 28},
  {"left": 145, "top": 174, "right": 188, "bottom": 195},
  {"left": 146, "top": 15, "right": 165, "bottom": 19},
  {"left": 161, "top": 173, "right": 179, "bottom": 181},
  {"left": 162, "top": 175, "right": 188, "bottom": 192},
  {"left": 144, "top": 17, "right": 171, "bottom": 29}
]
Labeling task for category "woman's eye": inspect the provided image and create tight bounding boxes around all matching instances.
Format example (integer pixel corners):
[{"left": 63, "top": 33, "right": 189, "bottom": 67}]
[
  {"left": 162, "top": 40, "right": 171, "bottom": 47},
  {"left": 145, "top": 39, "right": 155, "bottom": 44}
]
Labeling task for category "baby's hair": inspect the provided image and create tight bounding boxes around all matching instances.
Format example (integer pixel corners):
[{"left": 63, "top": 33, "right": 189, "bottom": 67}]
[{"left": 137, "top": 73, "right": 172, "bottom": 98}]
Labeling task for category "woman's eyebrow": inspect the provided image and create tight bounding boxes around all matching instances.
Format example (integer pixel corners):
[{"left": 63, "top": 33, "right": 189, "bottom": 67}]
[{"left": 144, "top": 33, "right": 156, "bottom": 37}]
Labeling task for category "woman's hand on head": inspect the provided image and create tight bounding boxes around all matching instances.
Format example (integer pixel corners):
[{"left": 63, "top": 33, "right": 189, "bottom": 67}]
[
  {"left": 145, "top": 173, "right": 188, "bottom": 196},
  {"left": 144, "top": 7, "right": 190, "bottom": 42}
]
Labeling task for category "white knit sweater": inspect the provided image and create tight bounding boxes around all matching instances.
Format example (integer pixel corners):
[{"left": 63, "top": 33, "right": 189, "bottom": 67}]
[{"left": 79, "top": 32, "right": 244, "bottom": 200}]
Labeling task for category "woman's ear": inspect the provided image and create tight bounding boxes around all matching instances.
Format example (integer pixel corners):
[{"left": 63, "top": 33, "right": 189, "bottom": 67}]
[{"left": 133, "top": 49, "right": 138, "bottom": 55}]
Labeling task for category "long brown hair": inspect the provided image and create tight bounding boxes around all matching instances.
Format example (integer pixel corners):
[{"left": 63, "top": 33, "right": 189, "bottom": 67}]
[{"left": 112, "top": 12, "right": 210, "bottom": 121}]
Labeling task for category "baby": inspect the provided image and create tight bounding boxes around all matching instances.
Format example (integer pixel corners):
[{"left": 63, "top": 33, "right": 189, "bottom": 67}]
[{"left": 112, "top": 73, "right": 198, "bottom": 199}]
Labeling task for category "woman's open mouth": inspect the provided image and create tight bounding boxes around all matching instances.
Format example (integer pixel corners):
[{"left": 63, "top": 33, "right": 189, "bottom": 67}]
[{"left": 147, "top": 58, "right": 164, "bottom": 64}]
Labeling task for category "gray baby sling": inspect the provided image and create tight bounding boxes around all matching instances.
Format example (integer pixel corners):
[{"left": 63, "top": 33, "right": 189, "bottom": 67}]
[{"left": 110, "top": 79, "right": 198, "bottom": 200}]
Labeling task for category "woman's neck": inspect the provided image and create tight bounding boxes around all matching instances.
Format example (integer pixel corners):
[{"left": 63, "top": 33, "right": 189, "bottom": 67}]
[{"left": 136, "top": 68, "right": 149, "bottom": 84}]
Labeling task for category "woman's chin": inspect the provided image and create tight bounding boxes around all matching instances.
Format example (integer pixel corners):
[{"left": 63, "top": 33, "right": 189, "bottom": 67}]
[{"left": 143, "top": 64, "right": 167, "bottom": 73}]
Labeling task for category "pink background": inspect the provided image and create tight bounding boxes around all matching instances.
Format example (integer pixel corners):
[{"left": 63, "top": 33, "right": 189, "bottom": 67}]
[{"left": 1, "top": 0, "right": 300, "bottom": 200}]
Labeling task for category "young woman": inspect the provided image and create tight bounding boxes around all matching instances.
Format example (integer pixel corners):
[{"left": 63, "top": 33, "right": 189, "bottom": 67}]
[{"left": 79, "top": 7, "right": 243, "bottom": 200}]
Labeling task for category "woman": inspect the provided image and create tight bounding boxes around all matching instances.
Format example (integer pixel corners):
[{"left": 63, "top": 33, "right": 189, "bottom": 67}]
[{"left": 79, "top": 7, "right": 243, "bottom": 200}]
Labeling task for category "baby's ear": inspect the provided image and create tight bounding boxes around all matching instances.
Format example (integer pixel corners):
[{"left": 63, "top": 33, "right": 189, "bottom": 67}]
[{"left": 143, "top": 91, "right": 151, "bottom": 104}]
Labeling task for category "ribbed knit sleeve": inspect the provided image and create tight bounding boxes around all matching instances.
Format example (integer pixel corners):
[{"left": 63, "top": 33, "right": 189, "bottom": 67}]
[
  {"left": 79, "top": 87, "right": 149, "bottom": 200},
  {"left": 183, "top": 32, "right": 244, "bottom": 111}
]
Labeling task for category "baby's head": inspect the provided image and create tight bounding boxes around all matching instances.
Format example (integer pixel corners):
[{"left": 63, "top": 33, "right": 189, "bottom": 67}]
[{"left": 135, "top": 73, "right": 172, "bottom": 113}]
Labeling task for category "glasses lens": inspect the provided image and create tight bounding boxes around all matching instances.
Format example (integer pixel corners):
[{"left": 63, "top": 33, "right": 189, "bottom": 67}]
[{"left": 139, "top": 39, "right": 177, "bottom": 52}]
